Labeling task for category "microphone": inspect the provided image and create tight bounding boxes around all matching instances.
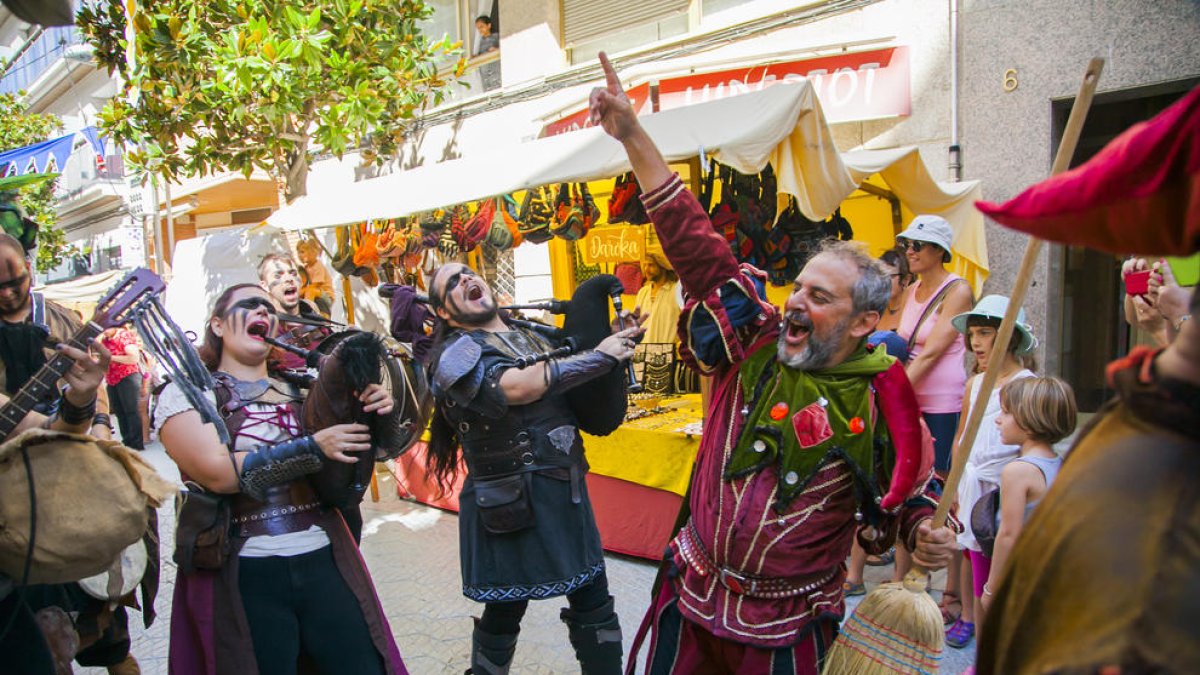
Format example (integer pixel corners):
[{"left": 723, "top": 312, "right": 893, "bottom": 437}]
[
  {"left": 379, "top": 283, "right": 429, "bottom": 304},
  {"left": 606, "top": 281, "right": 642, "bottom": 393}
]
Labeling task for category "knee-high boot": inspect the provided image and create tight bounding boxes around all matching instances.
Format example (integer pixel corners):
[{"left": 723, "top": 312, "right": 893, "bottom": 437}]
[
  {"left": 467, "top": 617, "right": 518, "bottom": 675},
  {"left": 560, "top": 596, "right": 623, "bottom": 674}
]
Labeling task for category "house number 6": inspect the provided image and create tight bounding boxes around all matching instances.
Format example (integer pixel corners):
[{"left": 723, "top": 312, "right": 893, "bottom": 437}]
[{"left": 1003, "top": 69, "right": 1019, "bottom": 92}]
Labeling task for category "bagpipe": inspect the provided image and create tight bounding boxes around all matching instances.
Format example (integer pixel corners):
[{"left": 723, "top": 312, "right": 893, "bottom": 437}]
[
  {"left": 500, "top": 273, "right": 638, "bottom": 437},
  {"left": 264, "top": 327, "right": 429, "bottom": 509},
  {"left": 0, "top": 269, "right": 175, "bottom": 593}
]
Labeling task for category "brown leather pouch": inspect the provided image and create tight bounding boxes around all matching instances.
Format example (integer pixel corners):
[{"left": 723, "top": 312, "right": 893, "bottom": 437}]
[{"left": 173, "top": 485, "right": 231, "bottom": 573}]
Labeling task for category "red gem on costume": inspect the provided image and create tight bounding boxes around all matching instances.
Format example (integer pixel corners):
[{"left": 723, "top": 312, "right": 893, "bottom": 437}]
[
  {"left": 769, "top": 402, "right": 789, "bottom": 420},
  {"left": 849, "top": 416, "right": 865, "bottom": 434}
]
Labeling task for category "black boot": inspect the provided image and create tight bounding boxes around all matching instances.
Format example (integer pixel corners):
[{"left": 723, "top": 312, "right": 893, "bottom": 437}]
[
  {"left": 560, "top": 596, "right": 623, "bottom": 674},
  {"left": 466, "top": 617, "right": 518, "bottom": 675}
]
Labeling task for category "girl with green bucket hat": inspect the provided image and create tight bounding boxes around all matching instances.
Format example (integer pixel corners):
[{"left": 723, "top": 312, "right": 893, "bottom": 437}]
[{"left": 943, "top": 294, "right": 1038, "bottom": 648}]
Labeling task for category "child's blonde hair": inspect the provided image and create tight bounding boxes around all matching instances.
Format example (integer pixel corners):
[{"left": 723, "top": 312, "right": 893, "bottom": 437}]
[
  {"left": 1000, "top": 376, "right": 1077, "bottom": 444},
  {"left": 296, "top": 238, "right": 320, "bottom": 256}
]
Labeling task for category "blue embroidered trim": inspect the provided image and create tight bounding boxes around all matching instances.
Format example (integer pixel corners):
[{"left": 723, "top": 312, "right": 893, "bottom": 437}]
[{"left": 463, "top": 562, "right": 605, "bottom": 602}]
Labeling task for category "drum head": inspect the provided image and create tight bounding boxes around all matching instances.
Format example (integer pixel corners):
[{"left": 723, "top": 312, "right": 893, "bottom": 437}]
[{"left": 78, "top": 540, "right": 148, "bottom": 601}]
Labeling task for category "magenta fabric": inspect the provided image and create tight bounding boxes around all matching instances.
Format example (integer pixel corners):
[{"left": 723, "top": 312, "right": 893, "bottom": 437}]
[
  {"left": 899, "top": 275, "right": 968, "bottom": 414},
  {"left": 967, "top": 549, "right": 992, "bottom": 599},
  {"left": 976, "top": 85, "right": 1200, "bottom": 256}
]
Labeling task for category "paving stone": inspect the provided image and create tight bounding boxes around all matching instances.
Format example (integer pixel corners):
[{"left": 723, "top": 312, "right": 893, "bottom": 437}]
[{"left": 80, "top": 444, "right": 974, "bottom": 674}]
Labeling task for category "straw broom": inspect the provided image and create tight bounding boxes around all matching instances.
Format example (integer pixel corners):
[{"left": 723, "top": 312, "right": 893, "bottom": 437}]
[{"left": 822, "top": 57, "right": 1105, "bottom": 675}]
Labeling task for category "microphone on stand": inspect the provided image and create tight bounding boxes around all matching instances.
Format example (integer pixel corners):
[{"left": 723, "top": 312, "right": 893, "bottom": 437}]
[{"left": 607, "top": 283, "right": 643, "bottom": 393}]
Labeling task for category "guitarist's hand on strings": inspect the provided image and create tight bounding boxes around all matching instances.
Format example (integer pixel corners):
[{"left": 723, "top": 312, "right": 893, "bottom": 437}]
[{"left": 60, "top": 338, "right": 111, "bottom": 409}]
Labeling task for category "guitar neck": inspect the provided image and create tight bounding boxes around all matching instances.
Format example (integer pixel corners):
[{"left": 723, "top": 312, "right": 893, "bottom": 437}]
[{"left": 0, "top": 322, "right": 103, "bottom": 439}]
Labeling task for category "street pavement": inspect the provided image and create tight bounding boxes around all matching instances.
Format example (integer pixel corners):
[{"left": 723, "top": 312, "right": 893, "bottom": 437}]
[{"left": 82, "top": 444, "right": 976, "bottom": 674}]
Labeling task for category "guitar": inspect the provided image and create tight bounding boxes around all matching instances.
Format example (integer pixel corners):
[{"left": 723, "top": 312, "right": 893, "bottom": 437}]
[{"left": 0, "top": 268, "right": 165, "bottom": 440}]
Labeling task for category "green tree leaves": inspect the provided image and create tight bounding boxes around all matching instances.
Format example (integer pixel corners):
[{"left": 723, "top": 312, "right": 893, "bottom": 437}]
[
  {"left": 0, "top": 93, "right": 68, "bottom": 272},
  {"left": 78, "top": 0, "right": 463, "bottom": 203}
]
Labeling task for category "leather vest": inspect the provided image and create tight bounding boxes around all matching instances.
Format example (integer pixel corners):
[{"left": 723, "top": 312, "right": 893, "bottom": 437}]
[
  {"left": 213, "top": 373, "right": 323, "bottom": 537},
  {"left": 439, "top": 330, "right": 587, "bottom": 481}
]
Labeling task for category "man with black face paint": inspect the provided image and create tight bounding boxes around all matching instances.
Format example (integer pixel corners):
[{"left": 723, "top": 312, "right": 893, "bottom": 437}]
[
  {"left": 424, "top": 261, "right": 642, "bottom": 674},
  {"left": 589, "top": 53, "right": 958, "bottom": 674}
]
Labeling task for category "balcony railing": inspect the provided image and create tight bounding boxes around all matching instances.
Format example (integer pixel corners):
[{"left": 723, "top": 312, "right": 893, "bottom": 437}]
[
  {"left": 0, "top": 26, "right": 84, "bottom": 96},
  {"left": 54, "top": 140, "right": 125, "bottom": 203}
]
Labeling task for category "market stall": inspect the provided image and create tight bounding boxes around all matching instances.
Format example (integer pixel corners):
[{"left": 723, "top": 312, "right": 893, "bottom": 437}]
[{"left": 265, "top": 80, "right": 990, "bottom": 560}]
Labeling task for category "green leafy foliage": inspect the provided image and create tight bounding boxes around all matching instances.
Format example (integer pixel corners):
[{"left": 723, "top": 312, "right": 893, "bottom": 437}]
[
  {"left": 0, "top": 93, "right": 68, "bottom": 272},
  {"left": 78, "top": 0, "right": 463, "bottom": 203}
]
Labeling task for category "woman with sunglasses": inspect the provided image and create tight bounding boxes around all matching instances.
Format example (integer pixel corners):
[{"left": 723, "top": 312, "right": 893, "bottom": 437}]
[
  {"left": 895, "top": 216, "right": 973, "bottom": 626},
  {"left": 895, "top": 215, "right": 974, "bottom": 476},
  {"left": 155, "top": 284, "right": 406, "bottom": 675}
]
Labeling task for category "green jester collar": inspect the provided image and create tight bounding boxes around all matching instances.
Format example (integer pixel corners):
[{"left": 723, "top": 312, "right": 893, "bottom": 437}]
[{"left": 725, "top": 343, "right": 895, "bottom": 511}]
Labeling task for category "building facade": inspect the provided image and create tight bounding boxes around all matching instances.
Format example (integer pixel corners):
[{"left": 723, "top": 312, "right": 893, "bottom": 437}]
[
  {"left": 0, "top": 11, "right": 279, "bottom": 283},
  {"left": 362, "top": 0, "right": 1197, "bottom": 411}
]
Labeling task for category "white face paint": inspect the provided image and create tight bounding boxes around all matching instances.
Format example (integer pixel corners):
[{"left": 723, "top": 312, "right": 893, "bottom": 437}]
[{"left": 262, "top": 259, "right": 302, "bottom": 312}]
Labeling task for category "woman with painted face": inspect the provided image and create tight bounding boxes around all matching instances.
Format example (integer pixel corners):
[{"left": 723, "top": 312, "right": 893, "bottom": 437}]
[{"left": 154, "top": 284, "right": 406, "bottom": 675}]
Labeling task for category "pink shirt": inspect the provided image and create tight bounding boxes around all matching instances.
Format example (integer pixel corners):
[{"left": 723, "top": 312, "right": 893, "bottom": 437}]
[{"left": 899, "top": 275, "right": 967, "bottom": 413}]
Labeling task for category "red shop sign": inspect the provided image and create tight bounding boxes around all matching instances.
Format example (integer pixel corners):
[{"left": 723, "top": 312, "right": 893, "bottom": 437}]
[{"left": 542, "top": 46, "right": 910, "bottom": 136}]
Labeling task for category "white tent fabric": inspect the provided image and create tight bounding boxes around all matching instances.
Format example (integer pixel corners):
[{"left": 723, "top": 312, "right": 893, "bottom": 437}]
[
  {"left": 842, "top": 147, "right": 988, "bottom": 289},
  {"left": 166, "top": 227, "right": 391, "bottom": 340},
  {"left": 269, "top": 81, "right": 988, "bottom": 285},
  {"left": 35, "top": 268, "right": 127, "bottom": 305}
]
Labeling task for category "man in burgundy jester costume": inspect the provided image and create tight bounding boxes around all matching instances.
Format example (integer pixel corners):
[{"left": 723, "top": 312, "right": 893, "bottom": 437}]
[{"left": 588, "top": 53, "right": 957, "bottom": 674}]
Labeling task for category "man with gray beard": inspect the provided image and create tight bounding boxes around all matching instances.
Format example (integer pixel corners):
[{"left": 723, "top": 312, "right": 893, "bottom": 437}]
[{"left": 589, "top": 52, "right": 956, "bottom": 673}]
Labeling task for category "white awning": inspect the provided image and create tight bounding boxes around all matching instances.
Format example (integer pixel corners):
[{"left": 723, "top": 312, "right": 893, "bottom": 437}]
[{"left": 268, "top": 81, "right": 988, "bottom": 286}]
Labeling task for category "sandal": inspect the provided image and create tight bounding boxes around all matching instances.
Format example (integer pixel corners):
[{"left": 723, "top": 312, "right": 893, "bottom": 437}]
[
  {"left": 939, "top": 589, "right": 962, "bottom": 625},
  {"left": 842, "top": 581, "right": 866, "bottom": 597},
  {"left": 865, "top": 547, "right": 895, "bottom": 566},
  {"left": 945, "top": 618, "right": 975, "bottom": 648}
]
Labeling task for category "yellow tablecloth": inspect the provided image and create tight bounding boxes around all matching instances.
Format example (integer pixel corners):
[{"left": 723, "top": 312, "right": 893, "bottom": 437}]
[{"left": 582, "top": 394, "right": 703, "bottom": 497}]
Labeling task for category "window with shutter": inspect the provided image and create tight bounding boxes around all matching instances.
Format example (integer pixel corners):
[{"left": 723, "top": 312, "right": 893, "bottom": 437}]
[{"left": 562, "top": 0, "right": 692, "bottom": 49}]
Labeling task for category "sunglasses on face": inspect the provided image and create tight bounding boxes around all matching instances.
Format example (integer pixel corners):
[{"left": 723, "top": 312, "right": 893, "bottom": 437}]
[
  {"left": 436, "top": 267, "right": 480, "bottom": 303},
  {"left": 228, "top": 297, "right": 277, "bottom": 315},
  {"left": 0, "top": 273, "right": 28, "bottom": 293},
  {"left": 900, "top": 240, "right": 931, "bottom": 253}
]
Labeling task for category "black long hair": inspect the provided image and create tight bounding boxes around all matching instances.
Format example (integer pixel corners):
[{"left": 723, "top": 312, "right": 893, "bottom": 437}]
[{"left": 424, "top": 313, "right": 463, "bottom": 496}]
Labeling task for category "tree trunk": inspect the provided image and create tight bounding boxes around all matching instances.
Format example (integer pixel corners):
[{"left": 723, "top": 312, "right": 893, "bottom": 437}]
[{"left": 284, "top": 157, "right": 309, "bottom": 204}]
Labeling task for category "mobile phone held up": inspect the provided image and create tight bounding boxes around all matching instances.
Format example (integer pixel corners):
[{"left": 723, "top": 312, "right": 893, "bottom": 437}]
[{"left": 1124, "top": 269, "right": 1151, "bottom": 296}]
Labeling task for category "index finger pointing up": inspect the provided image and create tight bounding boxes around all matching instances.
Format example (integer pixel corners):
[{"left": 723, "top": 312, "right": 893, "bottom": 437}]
[{"left": 599, "top": 51, "right": 623, "bottom": 95}]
